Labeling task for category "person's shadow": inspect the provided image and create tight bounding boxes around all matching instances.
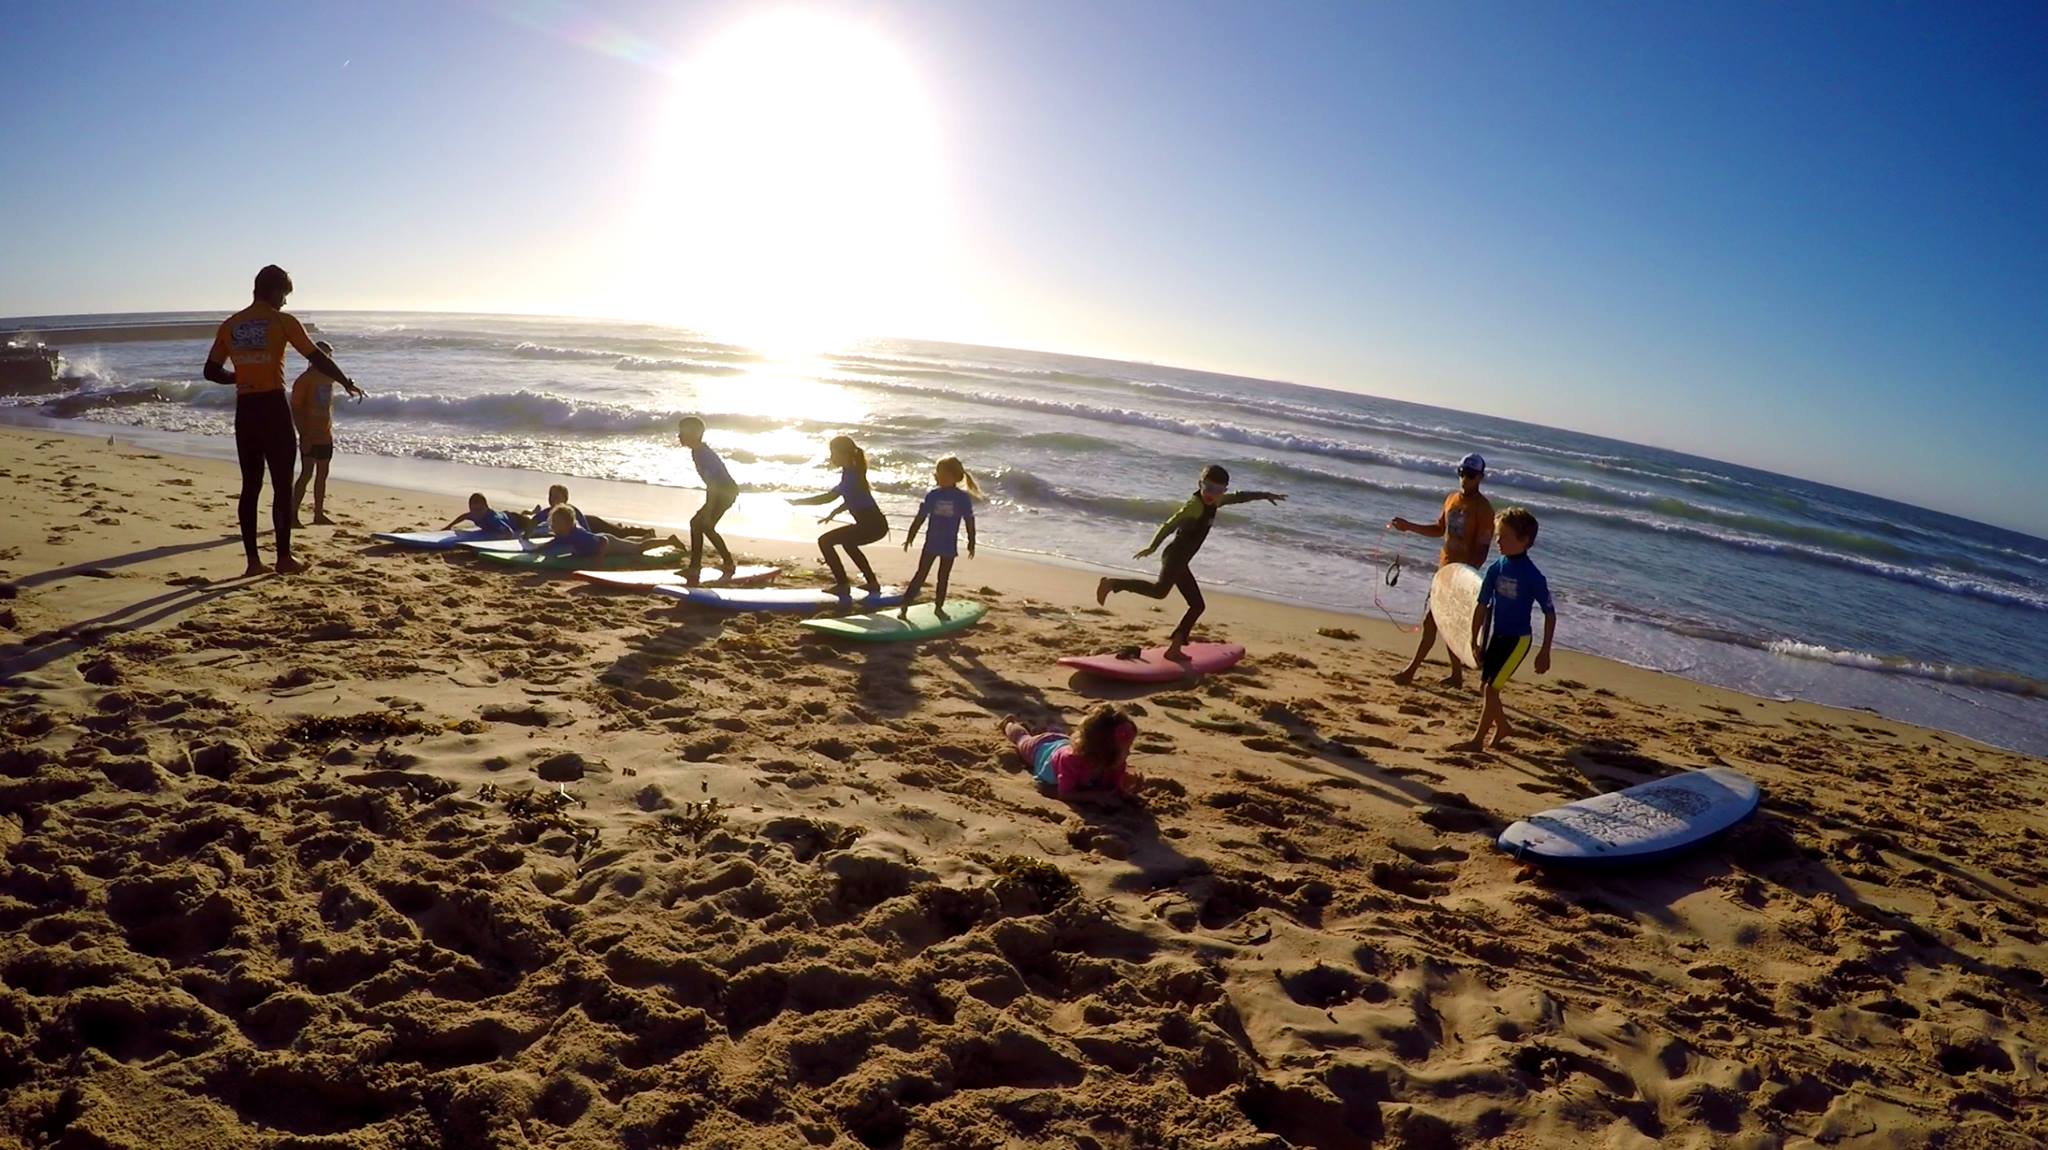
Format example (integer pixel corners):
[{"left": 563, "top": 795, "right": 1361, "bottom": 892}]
[{"left": 1, "top": 577, "right": 265, "bottom": 680}]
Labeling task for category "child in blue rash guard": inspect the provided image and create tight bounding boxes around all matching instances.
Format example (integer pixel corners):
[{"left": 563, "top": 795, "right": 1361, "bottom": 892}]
[
  {"left": 899, "top": 456, "right": 980, "bottom": 619},
  {"left": 1464, "top": 507, "right": 1556, "bottom": 751},
  {"left": 677, "top": 417, "right": 740, "bottom": 585},
  {"left": 788, "top": 435, "right": 888, "bottom": 597},
  {"left": 536, "top": 505, "right": 681, "bottom": 561},
  {"left": 1095, "top": 464, "right": 1285, "bottom": 661},
  {"left": 444, "top": 493, "right": 518, "bottom": 536}
]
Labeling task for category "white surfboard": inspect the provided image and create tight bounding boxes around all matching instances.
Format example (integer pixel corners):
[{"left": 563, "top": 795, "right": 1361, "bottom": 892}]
[
  {"left": 1428, "top": 562, "right": 1485, "bottom": 669},
  {"left": 1496, "top": 767, "right": 1762, "bottom": 867},
  {"left": 652, "top": 585, "right": 905, "bottom": 612}
]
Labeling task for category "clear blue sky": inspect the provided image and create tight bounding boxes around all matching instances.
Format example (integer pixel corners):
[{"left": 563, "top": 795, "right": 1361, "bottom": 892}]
[{"left": 1, "top": 1, "right": 2043, "bottom": 536}]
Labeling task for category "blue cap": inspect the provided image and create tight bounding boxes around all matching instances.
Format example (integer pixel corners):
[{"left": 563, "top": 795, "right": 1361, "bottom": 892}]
[{"left": 1459, "top": 453, "right": 1486, "bottom": 476}]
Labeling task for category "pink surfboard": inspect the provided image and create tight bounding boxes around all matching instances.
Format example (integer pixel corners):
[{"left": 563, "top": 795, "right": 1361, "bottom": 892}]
[{"left": 1058, "top": 642, "right": 1246, "bottom": 683}]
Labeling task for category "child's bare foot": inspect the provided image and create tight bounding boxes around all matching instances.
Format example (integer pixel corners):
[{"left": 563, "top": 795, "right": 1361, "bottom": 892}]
[
  {"left": 718, "top": 562, "right": 736, "bottom": 582},
  {"left": 684, "top": 568, "right": 702, "bottom": 587},
  {"left": 896, "top": 604, "right": 911, "bottom": 620},
  {"left": 1457, "top": 737, "right": 1487, "bottom": 753},
  {"left": 1095, "top": 578, "right": 1110, "bottom": 606},
  {"left": 275, "top": 556, "right": 307, "bottom": 575},
  {"left": 1164, "top": 642, "right": 1188, "bottom": 663},
  {"left": 1489, "top": 736, "right": 1512, "bottom": 750},
  {"left": 312, "top": 514, "right": 335, "bottom": 526},
  {"left": 242, "top": 560, "right": 268, "bottom": 578},
  {"left": 932, "top": 604, "right": 950, "bottom": 621},
  {"left": 292, "top": 518, "right": 306, "bottom": 530}
]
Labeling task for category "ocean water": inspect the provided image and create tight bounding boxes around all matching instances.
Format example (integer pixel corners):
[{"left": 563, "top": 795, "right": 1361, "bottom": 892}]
[{"left": 9, "top": 310, "right": 2047, "bottom": 757}]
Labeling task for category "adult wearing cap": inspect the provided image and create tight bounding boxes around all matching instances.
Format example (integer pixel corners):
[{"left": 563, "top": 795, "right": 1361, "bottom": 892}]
[
  {"left": 204, "top": 265, "right": 363, "bottom": 576},
  {"left": 1388, "top": 453, "right": 1495, "bottom": 687}
]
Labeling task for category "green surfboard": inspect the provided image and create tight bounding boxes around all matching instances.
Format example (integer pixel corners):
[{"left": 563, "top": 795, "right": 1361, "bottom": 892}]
[
  {"left": 798, "top": 600, "right": 987, "bottom": 642},
  {"left": 475, "top": 545, "right": 684, "bottom": 573}
]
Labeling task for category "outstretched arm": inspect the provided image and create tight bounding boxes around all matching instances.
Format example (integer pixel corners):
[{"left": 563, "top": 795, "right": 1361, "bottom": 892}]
[
  {"left": 788, "top": 491, "right": 837, "bottom": 506},
  {"left": 1221, "top": 491, "right": 1285, "bottom": 506}
]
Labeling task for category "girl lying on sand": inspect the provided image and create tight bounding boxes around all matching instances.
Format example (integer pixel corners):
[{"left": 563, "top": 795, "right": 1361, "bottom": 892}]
[{"left": 1003, "top": 705, "right": 1140, "bottom": 797}]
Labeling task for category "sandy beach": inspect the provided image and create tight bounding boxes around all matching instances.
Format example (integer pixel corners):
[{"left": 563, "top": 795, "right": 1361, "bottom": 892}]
[{"left": 1, "top": 423, "right": 2043, "bottom": 1149}]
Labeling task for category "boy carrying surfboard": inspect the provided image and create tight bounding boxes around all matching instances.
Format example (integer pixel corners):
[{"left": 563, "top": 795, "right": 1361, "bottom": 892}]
[
  {"left": 1389, "top": 453, "right": 1495, "bottom": 687},
  {"left": 1463, "top": 507, "right": 1555, "bottom": 751}
]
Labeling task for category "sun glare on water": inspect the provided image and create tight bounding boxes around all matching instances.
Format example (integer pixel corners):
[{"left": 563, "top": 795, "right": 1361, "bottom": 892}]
[{"left": 638, "top": 11, "right": 955, "bottom": 356}]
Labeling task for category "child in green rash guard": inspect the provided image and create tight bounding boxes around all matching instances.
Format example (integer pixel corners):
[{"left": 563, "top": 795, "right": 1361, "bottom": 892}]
[
  {"left": 1463, "top": 507, "right": 1556, "bottom": 751},
  {"left": 1095, "top": 465, "right": 1285, "bottom": 661}
]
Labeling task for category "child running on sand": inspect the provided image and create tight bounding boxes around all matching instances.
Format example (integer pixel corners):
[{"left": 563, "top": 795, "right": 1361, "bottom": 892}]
[
  {"left": 677, "top": 417, "right": 739, "bottom": 585},
  {"left": 1389, "top": 452, "right": 1494, "bottom": 687},
  {"left": 1463, "top": 507, "right": 1555, "bottom": 751},
  {"left": 1096, "top": 465, "right": 1284, "bottom": 660},
  {"left": 289, "top": 339, "right": 364, "bottom": 527},
  {"left": 1003, "top": 706, "right": 1140, "bottom": 797},
  {"left": 444, "top": 493, "right": 519, "bottom": 536},
  {"left": 899, "top": 456, "right": 979, "bottom": 618},
  {"left": 788, "top": 435, "right": 888, "bottom": 597},
  {"left": 536, "top": 505, "right": 680, "bottom": 561}
]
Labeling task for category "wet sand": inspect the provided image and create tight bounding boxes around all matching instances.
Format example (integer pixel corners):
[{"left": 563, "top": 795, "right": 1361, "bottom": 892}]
[{"left": 1, "top": 425, "right": 2043, "bottom": 1149}]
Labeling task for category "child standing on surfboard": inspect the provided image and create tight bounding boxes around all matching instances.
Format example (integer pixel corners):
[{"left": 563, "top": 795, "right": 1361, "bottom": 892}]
[
  {"left": 1096, "top": 465, "right": 1284, "bottom": 661},
  {"left": 1389, "top": 452, "right": 1495, "bottom": 687},
  {"left": 1463, "top": 507, "right": 1555, "bottom": 751},
  {"left": 789, "top": 435, "right": 888, "bottom": 598},
  {"left": 677, "top": 416, "right": 740, "bottom": 585},
  {"left": 899, "top": 456, "right": 979, "bottom": 619}
]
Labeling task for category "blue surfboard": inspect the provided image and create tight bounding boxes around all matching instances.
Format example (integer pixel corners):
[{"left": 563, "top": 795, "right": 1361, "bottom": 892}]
[{"left": 1496, "top": 767, "right": 1761, "bottom": 867}]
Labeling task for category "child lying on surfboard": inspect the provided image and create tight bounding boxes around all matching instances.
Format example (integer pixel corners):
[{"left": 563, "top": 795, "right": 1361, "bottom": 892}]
[
  {"left": 1002, "top": 706, "right": 1141, "bottom": 797},
  {"left": 536, "top": 504, "right": 681, "bottom": 561},
  {"left": 1463, "top": 507, "right": 1555, "bottom": 751},
  {"left": 443, "top": 493, "right": 518, "bottom": 536}
]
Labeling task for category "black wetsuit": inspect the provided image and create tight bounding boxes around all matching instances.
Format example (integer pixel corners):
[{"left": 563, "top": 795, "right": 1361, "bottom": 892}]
[
  {"left": 1107, "top": 496, "right": 1217, "bottom": 645},
  {"left": 236, "top": 391, "right": 297, "bottom": 565}
]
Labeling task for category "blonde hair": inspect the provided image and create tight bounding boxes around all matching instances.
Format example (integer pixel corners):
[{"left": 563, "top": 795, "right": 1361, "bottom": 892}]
[
  {"left": 936, "top": 456, "right": 982, "bottom": 499},
  {"left": 1498, "top": 506, "right": 1539, "bottom": 545},
  {"left": 547, "top": 504, "right": 578, "bottom": 534}
]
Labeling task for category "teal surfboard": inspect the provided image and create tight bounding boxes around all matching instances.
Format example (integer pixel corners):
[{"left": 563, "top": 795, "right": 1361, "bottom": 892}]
[{"left": 799, "top": 600, "right": 987, "bottom": 642}]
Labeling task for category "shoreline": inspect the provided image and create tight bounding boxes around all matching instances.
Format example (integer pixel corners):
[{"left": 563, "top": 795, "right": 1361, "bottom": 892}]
[
  {"left": 2, "top": 422, "right": 2044, "bottom": 1147},
  {"left": 8, "top": 414, "right": 2038, "bottom": 759}
]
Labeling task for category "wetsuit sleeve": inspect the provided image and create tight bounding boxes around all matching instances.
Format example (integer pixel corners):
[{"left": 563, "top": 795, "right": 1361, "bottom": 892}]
[
  {"left": 281, "top": 313, "right": 319, "bottom": 359},
  {"left": 1220, "top": 491, "right": 1277, "bottom": 505},
  {"left": 1145, "top": 498, "right": 1198, "bottom": 551},
  {"left": 1535, "top": 570, "right": 1554, "bottom": 613}
]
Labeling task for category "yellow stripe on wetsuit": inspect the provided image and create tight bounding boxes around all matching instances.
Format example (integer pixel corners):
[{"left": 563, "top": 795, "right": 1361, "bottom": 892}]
[{"left": 1489, "top": 635, "right": 1531, "bottom": 688}]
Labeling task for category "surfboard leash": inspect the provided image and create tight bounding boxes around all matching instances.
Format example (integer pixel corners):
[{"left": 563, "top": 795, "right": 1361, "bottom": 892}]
[{"left": 1370, "top": 526, "right": 1422, "bottom": 634}]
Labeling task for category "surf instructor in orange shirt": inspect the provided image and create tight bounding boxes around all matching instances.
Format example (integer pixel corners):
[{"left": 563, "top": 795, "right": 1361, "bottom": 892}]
[
  {"left": 204, "top": 265, "right": 362, "bottom": 576},
  {"left": 1388, "top": 452, "right": 1495, "bottom": 687}
]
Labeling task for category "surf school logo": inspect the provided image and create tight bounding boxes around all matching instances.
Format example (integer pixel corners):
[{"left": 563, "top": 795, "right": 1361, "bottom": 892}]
[
  {"left": 1498, "top": 575, "right": 1520, "bottom": 600},
  {"left": 231, "top": 319, "right": 271, "bottom": 352}
]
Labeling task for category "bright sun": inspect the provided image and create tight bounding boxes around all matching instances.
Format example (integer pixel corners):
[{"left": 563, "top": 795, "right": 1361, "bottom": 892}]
[{"left": 637, "top": 10, "right": 954, "bottom": 354}]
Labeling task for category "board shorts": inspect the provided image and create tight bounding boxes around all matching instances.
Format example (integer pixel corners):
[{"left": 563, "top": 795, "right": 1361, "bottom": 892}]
[
  {"left": 1481, "top": 631, "right": 1532, "bottom": 689},
  {"left": 1018, "top": 733, "right": 1069, "bottom": 787},
  {"left": 301, "top": 442, "right": 334, "bottom": 461}
]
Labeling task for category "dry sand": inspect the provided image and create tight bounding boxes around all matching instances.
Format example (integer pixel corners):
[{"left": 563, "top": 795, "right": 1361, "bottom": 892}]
[{"left": 0, "top": 425, "right": 2043, "bottom": 1149}]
